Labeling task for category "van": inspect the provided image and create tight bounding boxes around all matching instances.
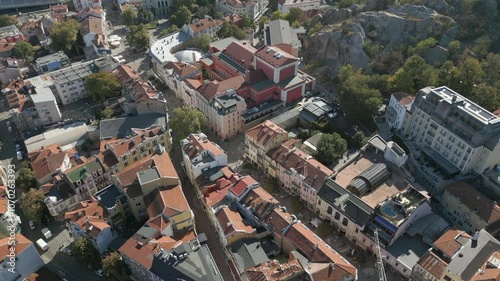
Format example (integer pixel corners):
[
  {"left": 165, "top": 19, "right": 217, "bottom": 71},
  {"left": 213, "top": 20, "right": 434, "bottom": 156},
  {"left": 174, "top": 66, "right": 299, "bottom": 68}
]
[
  {"left": 36, "top": 239, "right": 49, "bottom": 251},
  {"left": 16, "top": 151, "right": 23, "bottom": 161},
  {"left": 41, "top": 228, "right": 52, "bottom": 239}
]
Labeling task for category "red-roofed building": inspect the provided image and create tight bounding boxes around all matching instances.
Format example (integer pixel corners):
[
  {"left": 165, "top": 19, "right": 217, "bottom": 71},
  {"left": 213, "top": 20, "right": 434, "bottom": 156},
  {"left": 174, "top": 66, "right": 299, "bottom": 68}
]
[
  {"left": 214, "top": 206, "right": 255, "bottom": 245},
  {"left": 182, "top": 17, "right": 223, "bottom": 38},
  {"left": 245, "top": 257, "right": 305, "bottom": 281},
  {"left": 229, "top": 175, "right": 259, "bottom": 200},
  {"left": 0, "top": 234, "right": 44, "bottom": 279},
  {"left": 65, "top": 200, "right": 116, "bottom": 253},
  {"left": 245, "top": 120, "right": 288, "bottom": 169},
  {"left": 164, "top": 61, "right": 201, "bottom": 107},
  {"left": 181, "top": 133, "right": 228, "bottom": 185},
  {"left": 386, "top": 92, "right": 415, "bottom": 131},
  {"left": 28, "top": 144, "right": 71, "bottom": 185}
]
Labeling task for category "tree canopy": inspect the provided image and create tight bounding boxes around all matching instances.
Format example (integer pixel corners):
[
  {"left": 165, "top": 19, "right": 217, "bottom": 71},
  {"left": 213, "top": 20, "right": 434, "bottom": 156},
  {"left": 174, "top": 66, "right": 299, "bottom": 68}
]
[
  {"left": 12, "top": 41, "right": 35, "bottom": 62},
  {"left": 86, "top": 72, "right": 122, "bottom": 102},
  {"left": 388, "top": 55, "right": 437, "bottom": 93},
  {"left": 73, "top": 238, "right": 100, "bottom": 267},
  {"left": 121, "top": 8, "right": 138, "bottom": 26},
  {"left": 137, "top": 8, "right": 154, "bottom": 24},
  {"left": 50, "top": 19, "right": 80, "bottom": 54},
  {"left": 351, "top": 131, "right": 367, "bottom": 149},
  {"left": 20, "top": 189, "right": 46, "bottom": 223},
  {"left": 0, "top": 15, "right": 16, "bottom": 27},
  {"left": 126, "top": 24, "right": 150, "bottom": 50},
  {"left": 192, "top": 34, "right": 211, "bottom": 51},
  {"left": 17, "top": 161, "right": 37, "bottom": 192},
  {"left": 159, "top": 25, "right": 179, "bottom": 38},
  {"left": 314, "top": 133, "right": 347, "bottom": 166},
  {"left": 170, "top": 106, "right": 207, "bottom": 141},
  {"left": 217, "top": 21, "right": 247, "bottom": 40},
  {"left": 170, "top": 6, "right": 192, "bottom": 27},
  {"left": 103, "top": 252, "right": 132, "bottom": 281},
  {"left": 338, "top": 65, "right": 383, "bottom": 123}
]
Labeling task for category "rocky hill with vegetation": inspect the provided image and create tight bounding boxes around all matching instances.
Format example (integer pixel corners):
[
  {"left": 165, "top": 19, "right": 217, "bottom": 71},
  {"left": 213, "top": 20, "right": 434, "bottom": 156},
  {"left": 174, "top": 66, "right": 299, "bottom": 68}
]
[{"left": 301, "top": 0, "right": 499, "bottom": 124}]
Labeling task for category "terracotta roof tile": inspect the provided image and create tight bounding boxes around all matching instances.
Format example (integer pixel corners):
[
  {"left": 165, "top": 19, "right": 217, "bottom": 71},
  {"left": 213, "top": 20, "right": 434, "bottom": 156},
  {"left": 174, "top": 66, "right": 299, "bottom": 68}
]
[
  {"left": 255, "top": 45, "right": 298, "bottom": 68},
  {"left": 246, "top": 120, "right": 287, "bottom": 148},
  {"left": 119, "top": 237, "right": 155, "bottom": 270},
  {"left": 80, "top": 16, "right": 104, "bottom": 36},
  {"left": 0, "top": 234, "right": 32, "bottom": 258},
  {"left": 197, "top": 75, "right": 246, "bottom": 100},
  {"left": 246, "top": 259, "right": 304, "bottom": 281},
  {"left": 144, "top": 185, "right": 190, "bottom": 219},
  {"left": 229, "top": 176, "right": 258, "bottom": 197},
  {"left": 152, "top": 153, "right": 178, "bottom": 179},
  {"left": 417, "top": 251, "right": 447, "bottom": 279},
  {"left": 303, "top": 159, "right": 333, "bottom": 191},
  {"left": 189, "top": 17, "right": 223, "bottom": 33},
  {"left": 165, "top": 61, "right": 199, "bottom": 78},
  {"left": 112, "top": 64, "right": 140, "bottom": 87},
  {"left": 445, "top": 182, "right": 500, "bottom": 225},
  {"left": 433, "top": 228, "right": 471, "bottom": 258},
  {"left": 265, "top": 207, "right": 293, "bottom": 237},
  {"left": 116, "top": 157, "right": 154, "bottom": 186},
  {"left": 51, "top": 4, "right": 68, "bottom": 13},
  {"left": 242, "top": 187, "right": 278, "bottom": 218},
  {"left": 216, "top": 206, "right": 254, "bottom": 236},
  {"left": 392, "top": 92, "right": 415, "bottom": 106},
  {"left": 28, "top": 144, "right": 68, "bottom": 182},
  {"left": 222, "top": 41, "right": 257, "bottom": 69},
  {"left": 182, "top": 133, "right": 225, "bottom": 160}
]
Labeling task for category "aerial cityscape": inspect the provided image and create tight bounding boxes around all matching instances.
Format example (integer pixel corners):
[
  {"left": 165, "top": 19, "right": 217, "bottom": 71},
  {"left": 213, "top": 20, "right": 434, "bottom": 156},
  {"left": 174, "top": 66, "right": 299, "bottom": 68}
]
[{"left": 0, "top": 0, "right": 499, "bottom": 280}]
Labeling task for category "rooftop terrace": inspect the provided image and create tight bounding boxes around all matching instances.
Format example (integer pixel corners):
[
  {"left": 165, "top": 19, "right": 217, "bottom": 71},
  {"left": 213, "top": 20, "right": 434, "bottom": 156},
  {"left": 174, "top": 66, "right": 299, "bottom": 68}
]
[{"left": 335, "top": 149, "right": 408, "bottom": 208}]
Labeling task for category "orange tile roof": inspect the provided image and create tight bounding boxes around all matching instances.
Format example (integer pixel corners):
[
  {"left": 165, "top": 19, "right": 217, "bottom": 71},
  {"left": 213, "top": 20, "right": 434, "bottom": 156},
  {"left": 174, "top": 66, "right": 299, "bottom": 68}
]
[
  {"left": 165, "top": 61, "right": 199, "bottom": 78},
  {"left": 445, "top": 182, "right": 500, "bottom": 225},
  {"left": 303, "top": 159, "right": 333, "bottom": 191},
  {"left": 417, "top": 251, "right": 447, "bottom": 279},
  {"left": 0, "top": 39, "right": 16, "bottom": 54},
  {"left": 185, "top": 78, "right": 202, "bottom": 90},
  {"left": 112, "top": 64, "right": 140, "bottom": 87},
  {"left": 230, "top": 176, "right": 258, "bottom": 197},
  {"left": 51, "top": 4, "right": 68, "bottom": 13},
  {"left": 222, "top": 41, "right": 257, "bottom": 69},
  {"left": 285, "top": 223, "right": 357, "bottom": 278},
  {"left": 197, "top": 75, "right": 246, "bottom": 101},
  {"left": 224, "top": 14, "right": 243, "bottom": 27},
  {"left": 0, "top": 234, "right": 32, "bottom": 258},
  {"left": 28, "top": 144, "right": 67, "bottom": 181},
  {"left": 189, "top": 17, "right": 222, "bottom": 34},
  {"left": 152, "top": 153, "right": 178, "bottom": 179},
  {"left": 215, "top": 206, "right": 254, "bottom": 236},
  {"left": 183, "top": 133, "right": 225, "bottom": 161},
  {"left": 242, "top": 187, "right": 278, "bottom": 218},
  {"left": 115, "top": 157, "right": 154, "bottom": 186},
  {"left": 64, "top": 200, "right": 105, "bottom": 225},
  {"left": 203, "top": 178, "right": 233, "bottom": 207},
  {"left": 246, "top": 259, "right": 304, "bottom": 281},
  {"left": 433, "top": 228, "right": 471, "bottom": 258},
  {"left": 144, "top": 185, "right": 190, "bottom": 219},
  {"left": 246, "top": 120, "right": 287, "bottom": 148},
  {"left": 119, "top": 237, "right": 155, "bottom": 270},
  {"left": 255, "top": 45, "right": 298, "bottom": 68},
  {"left": 0, "top": 186, "right": 6, "bottom": 198},
  {"left": 0, "top": 198, "right": 7, "bottom": 214}
]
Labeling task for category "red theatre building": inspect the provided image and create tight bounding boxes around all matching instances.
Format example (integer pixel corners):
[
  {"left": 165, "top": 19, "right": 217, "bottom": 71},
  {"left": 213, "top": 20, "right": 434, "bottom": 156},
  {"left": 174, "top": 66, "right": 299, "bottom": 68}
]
[{"left": 207, "top": 40, "right": 315, "bottom": 109}]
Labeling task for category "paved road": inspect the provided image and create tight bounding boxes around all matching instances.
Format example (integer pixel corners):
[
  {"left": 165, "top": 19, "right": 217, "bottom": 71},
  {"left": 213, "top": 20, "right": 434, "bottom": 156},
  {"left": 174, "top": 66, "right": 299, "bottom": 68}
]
[{"left": 164, "top": 89, "right": 235, "bottom": 281}]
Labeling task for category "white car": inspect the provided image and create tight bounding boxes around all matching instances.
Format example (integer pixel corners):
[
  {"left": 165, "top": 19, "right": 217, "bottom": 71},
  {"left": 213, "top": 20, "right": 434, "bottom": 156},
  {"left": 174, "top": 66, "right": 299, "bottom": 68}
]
[
  {"left": 29, "top": 220, "right": 36, "bottom": 230},
  {"left": 8, "top": 126, "right": 13, "bottom": 133},
  {"left": 95, "top": 269, "right": 104, "bottom": 277},
  {"left": 6, "top": 121, "right": 11, "bottom": 127},
  {"left": 15, "top": 144, "right": 20, "bottom": 151}
]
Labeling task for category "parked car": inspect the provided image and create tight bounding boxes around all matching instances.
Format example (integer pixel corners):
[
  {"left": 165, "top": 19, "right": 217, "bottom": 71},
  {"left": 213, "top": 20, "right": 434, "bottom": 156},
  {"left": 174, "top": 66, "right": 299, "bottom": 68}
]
[
  {"left": 36, "top": 239, "right": 49, "bottom": 251},
  {"left": 29, "top": 220, "right": 36, "bottom": 230},
  {"left": 15, "top": 144, "right": 20, "bottom": 151},
  {"left": 16, "top": 151, "right": 23, "bottom": 161},
  {"left": 95, "top": 269, "right": 104, "bottom": 277},
  {"left": 41, "top": 228, "right": 52, "bottom": 239},
  {"left": 6, "top": 121, "right": 11, "bottom": 127},
  {"left": 63, "top": 247, "right": 73, "bottom": 256},
  {"left": 8, "top": 126, "right": 13, "bottom": 133}
]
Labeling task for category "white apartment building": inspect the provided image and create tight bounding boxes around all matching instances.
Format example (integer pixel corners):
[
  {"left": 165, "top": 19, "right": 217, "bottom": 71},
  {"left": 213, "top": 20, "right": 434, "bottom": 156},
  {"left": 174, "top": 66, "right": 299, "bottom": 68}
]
[
  {"left": 404, "top": 86, "right": 500, "bottom": 175},
  {"left": 182, "top": 17, "right": 222, "bottom": 38},
  {"left": 50, "top": 62, "right": 97, "bottom": 105},
  {"left": 386, "top": 92, "right": 414, "bottom": 131},
  {"left": 277, "top": 0, "right": 320, "bottom": 13},
  {"left": 73, "top": 0, "right": 102, "bottom": 12},
  {"left": 25, "top": 76, "right": 62, "bottom": 125},
  {"left": 142, "top": 0, "right": 171, "bottom": 16},
  {"left": 215, "top": 0, "right": 269, "bottom": 20},
  {"left": 207, "top": 89, "right": 247, "bottom": 139},
  {"left": 180, "top": 133, "right": 228, "bottom": 185}
]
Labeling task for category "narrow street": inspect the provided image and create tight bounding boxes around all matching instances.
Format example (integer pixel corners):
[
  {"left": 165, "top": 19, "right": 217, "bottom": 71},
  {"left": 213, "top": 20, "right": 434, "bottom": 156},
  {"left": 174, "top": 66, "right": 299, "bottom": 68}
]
[{"left": 164, "top": 89, "right": 235, "bottom": 281}]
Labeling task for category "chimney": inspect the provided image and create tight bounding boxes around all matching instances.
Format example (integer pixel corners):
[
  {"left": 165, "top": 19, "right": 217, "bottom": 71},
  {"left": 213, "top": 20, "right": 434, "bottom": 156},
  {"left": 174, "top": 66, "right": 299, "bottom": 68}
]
[{"left": 227, "top": 222, "right": 233, "bottom": 228}]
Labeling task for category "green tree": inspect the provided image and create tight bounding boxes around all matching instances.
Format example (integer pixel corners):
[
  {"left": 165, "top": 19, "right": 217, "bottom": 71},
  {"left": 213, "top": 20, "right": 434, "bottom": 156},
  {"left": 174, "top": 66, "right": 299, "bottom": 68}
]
[
  {"left": 456, "top": 57, "right": 484, "bottom": 95},
  {"left": 470, "top": 84, "right": 500, "bottom": 112},
  {"left": 100, "top": 107, "right": 114, "bottom": 120},
  {"left": 192, "top": 34, "right": 211, "bottom": 51},
  {"left": 482, "top": 53, "right": 500, "bottom": 87},
  {"left": 20, "top": 189, "right": 46, "bottom": 223},
  {"left": 170, "top": 106, "right": 207, "bottom": 141},
  {"left": 17, "top": 161, "right": 37, "bottom": 192},
  {"left": 351, "top": 131, "right": 367, "bottom": 149},
  {"left": 126, "top": 24, "right": 150, "bottom": 50},
  {"left": 271, "top": 11, "right": 286, "bottom": 20},
  {"left": 86, "top": 72, "right": 122, "bottom": 102},
  {"left": 410, "top": 37, "right": 437, "bottom": 55},
  {"left": 103, "top": 252, "right": 132, "bottom": 281},
  {"left": 50, "top": 19, "right": 80, "bottom": 53},
  {"left": 121, "top": 8, "right": 138, "bottom": 25},
  {"left": 338, "top": 65, "right": 383, "bottom": 123},
  {"left": 11, "top": 41, "right": 35, "bottom": 62},
  {"left": 240, "top": 13, "right": 256, "bottom": 29},
  {"left": 308, "top": 23, "right": 323, "bottom": 36},
  {"left": 258, "top": 16, "right": 270, "bottom": 31},
  {"left": 196, "top": 6, "right": 209, "bottom": 18},
  {"left": 137, "top": 8, "right": 155, "bottom": 24},
  {"left": 0, "top": 15, "right": 17, "bottom": 27},
  {"left": 73, "top": 238, "right": 100, "bottom": 267},
  {"left": 285, "top": 8, "right": 304, "bottom": 24},
  {"left": 216, "top": 22, "right": 247, "bottom": 40},
  {"left": 159, "top": 25, "right": 179, "bottom": 38},
  {"left": 388, "top": 55, "right": 437, "bottom": 93},
  {"left": 315, "top": 133, "right": 347, "bottom": 166},
  {"left": 170, "top": 6, "right": 192, "bottom": 27}
]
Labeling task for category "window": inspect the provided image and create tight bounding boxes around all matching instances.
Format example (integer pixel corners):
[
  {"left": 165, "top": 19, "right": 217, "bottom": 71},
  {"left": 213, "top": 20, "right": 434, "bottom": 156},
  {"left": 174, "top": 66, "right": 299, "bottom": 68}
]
[
  {"left": 327, "top": 206, "right": 333, "bottom": 215},
  {"left": 334, "top": 212, "right": 340, "bottom": 220},
  {"left": 342, "top": 218, "right": 348, "bottom": 226}
]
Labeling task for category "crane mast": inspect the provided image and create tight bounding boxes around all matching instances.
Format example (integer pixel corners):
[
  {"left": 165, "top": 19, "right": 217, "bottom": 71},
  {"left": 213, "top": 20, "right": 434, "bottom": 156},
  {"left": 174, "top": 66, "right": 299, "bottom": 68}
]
[{"left": 374, "top": 229, "right": 388, "bottom": 281}]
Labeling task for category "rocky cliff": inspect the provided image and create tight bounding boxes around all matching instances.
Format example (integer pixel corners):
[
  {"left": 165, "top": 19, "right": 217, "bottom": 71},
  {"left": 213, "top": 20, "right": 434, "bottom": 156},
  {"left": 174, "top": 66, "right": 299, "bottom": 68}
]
[{"left": 305, "top": 4, "right": 457, "bottom": 77}]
